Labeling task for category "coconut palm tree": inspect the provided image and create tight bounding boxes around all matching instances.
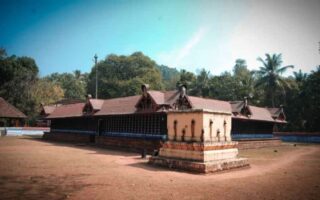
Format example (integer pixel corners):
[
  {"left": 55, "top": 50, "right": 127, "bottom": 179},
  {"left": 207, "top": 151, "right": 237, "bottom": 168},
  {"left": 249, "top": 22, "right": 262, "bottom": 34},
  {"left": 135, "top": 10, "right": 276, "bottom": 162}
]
[
  {"left": 255, "top": 53, "right": 294, "bottom": 107},
  {"left": 293, "top": 69, "right": 308, "bottom": 83}
]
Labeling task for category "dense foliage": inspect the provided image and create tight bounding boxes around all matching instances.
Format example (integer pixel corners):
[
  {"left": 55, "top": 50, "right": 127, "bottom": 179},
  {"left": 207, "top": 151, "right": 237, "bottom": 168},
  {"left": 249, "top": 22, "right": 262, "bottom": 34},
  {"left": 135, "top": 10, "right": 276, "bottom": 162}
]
[
  {"left": 157, "top": 65, "right": 180, "bottom": 90},
  {"left": 87, "top": 52, "right": 163, "bottom": 98},
  {"left": 0, "top": 49, "right": 39, "bottom": 121},
  {"left": 0, "top": 48, "right": 319, "bottom": 131},
  {"left": 255, "top": 54, "right": 294, "bottom": 107},
  {"left": 44, "top": 71, "right": 88, "bottom": 100}
]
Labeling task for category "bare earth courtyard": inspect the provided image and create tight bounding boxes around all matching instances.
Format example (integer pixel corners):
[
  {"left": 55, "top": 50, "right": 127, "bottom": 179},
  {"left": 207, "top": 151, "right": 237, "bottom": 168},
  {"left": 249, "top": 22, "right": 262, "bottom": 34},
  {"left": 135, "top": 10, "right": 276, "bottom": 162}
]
[{"left": 0, "top": 136, "right": 319, "bottom": 200}]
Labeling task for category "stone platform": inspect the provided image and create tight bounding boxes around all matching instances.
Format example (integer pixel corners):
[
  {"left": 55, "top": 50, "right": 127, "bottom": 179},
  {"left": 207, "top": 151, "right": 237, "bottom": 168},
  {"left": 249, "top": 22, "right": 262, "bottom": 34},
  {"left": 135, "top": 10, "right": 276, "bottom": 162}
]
[
  {"left": 149, "top": 156, "right": 249, "bottom": 173},
  {"left": 149, "top": 141, "right": 249, "bottom": 173}
]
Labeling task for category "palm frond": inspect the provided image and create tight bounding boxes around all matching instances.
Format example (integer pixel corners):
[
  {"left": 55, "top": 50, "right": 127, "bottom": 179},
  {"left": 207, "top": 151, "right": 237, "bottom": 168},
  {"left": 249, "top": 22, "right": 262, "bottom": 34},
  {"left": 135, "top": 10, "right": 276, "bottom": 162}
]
[
  {"left": 275, "top": 54, "right": 283, "bottom": 68},
  {"left": 255, "top": 76, "right": 269, "bottom": 88},
  {"left": 277, "top": 76, "right": 292, "bottom": 89},
  {"left": 257, "top": 57, "right": 267, "bottom": 68},
  {"left": 277, "top": 65, "right": 294, "bottom": 74}
]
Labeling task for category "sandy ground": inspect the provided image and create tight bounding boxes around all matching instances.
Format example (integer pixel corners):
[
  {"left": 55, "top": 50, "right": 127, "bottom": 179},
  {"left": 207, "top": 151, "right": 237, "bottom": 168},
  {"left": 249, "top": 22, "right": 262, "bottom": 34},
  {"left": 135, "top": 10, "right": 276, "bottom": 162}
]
[{"left": 0, "top": 136, "right": 319, "bottom": 200}]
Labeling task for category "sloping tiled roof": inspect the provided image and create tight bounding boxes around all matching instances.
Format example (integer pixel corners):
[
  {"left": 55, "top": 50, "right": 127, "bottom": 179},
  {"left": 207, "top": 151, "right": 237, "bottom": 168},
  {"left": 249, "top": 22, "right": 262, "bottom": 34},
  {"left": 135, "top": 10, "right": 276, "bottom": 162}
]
[
  {"left": 164, "top": 90, "right": 180, "bottom": 105},
  {"left": 230, "top": 101, "right": 244, "bottom": 114},
  {"left": 148, "top": 90, "right": 182, "bottom": 106},
  {"left": 145, "top": 90, "right": 231, "bottom": 112},
  {"left": 45, "top": 89, "right": 285, "bottom": 124},
  {"left": 95, "top": 95, "right": 141, "bottom": 116},
  {"left": 267, "top": 108, "right": 282, "bottom": 118},
  {"left": 0, "top": 97, "right": 27, "bottom": 118},
  {"left": 89, "top": 99, "right": 104, "bottom": 111},
  {"left": 43, "top": 105, "right": 58, "bottom": 115},
  {"left": 148, "top": 90, "right": 165, "bottom": 105},
  {"left": 267, "top": 107, "right": 286, "bottom": 123},
  {"left": 46, "top": 103, "right": 86, "bottom": 119},
  {"left": 188, "top": 96, "right": 231, "bottom": 113},
  {"left": 230, "top": 101, "right": 286, "bottom": 123},
  {"left": 246, "top": 105, "right": 275, "bottom": 122}
]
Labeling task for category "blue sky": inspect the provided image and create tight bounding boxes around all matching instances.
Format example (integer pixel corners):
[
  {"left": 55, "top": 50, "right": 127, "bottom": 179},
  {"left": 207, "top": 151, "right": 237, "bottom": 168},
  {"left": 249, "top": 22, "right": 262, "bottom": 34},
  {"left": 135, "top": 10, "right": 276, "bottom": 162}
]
[{"left": 1, "top": 0, "right": 319, "bottom": 76}]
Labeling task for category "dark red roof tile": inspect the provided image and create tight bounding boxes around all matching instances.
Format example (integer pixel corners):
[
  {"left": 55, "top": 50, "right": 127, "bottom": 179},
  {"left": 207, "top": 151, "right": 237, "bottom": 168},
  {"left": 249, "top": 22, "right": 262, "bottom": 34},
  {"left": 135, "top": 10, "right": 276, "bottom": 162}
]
[
  {"left": 89, "top": 99, "right": 104, "bottom": 111},
  {"left": 0, "top": 97, "right": 26, "bottom": 118},
  {"left": 42, "top": 105, "right": 58, "bottom": 115},
  {"left": 188, "top": 96, "right": 231, "bottom": 113},
  {"left": 46, "top": 103, "right": 85, "bottom": 119},
  {"left": 230, "top": 101, "right": 287, "bottom": 123},
  {"left": 95, "top": 95, "right": 141, "bottom": 115}
]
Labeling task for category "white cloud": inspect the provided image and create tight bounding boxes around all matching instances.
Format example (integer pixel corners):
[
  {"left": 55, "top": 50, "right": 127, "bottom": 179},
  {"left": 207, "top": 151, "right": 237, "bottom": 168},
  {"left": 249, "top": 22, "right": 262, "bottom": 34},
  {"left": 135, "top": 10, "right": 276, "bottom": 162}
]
[
  {"left": 157, "top": 26, "right": 208, "bottom": 68},
  {"left": 230, "top": 0, "right": 320, "bottom": 75}
]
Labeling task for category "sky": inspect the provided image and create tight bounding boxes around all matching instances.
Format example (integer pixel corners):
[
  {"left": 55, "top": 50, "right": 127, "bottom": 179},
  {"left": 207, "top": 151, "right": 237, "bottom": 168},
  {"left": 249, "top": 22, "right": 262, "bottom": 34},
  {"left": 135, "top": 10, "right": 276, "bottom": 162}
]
[{"left": 0, "top": 0, "right": 319, "bottom": 77}]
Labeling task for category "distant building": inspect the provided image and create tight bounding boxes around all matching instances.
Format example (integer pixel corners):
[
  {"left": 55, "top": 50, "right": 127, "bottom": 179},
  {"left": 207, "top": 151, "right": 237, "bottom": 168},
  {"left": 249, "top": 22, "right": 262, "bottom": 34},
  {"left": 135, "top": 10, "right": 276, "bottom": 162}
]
[
  {"left": 0, "top": 97, "right": 27, "bottom": 127},
  {"left": 38, "top": 99, "right": 85, "bottom": 127},
  {"left": 230, "top": 100, "right": 286, "bottom": 139},
  {"left": 43, "top": 85, "right": 286, "bottom": 150}
]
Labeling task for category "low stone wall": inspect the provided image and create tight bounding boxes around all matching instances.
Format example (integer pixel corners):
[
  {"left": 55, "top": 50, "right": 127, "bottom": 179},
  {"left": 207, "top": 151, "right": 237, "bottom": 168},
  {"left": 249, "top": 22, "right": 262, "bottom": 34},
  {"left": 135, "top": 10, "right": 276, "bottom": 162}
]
[
  {"left": 237, "top": 138, "right": 282, "bottom": 150},
  {"left": 43, "top": 132, "right": 284, "bottom": 152},
  {"left": 2, "top": 127, "right": 49, "bottom": 136},
  {"left": 0, "top": 128, "right": 6, "bottom": 136},
  {"left": 274, "top": 132, "right": 320, "bottom": 143},
  {"left": 95, "top": 136, "right": 163, "bottom": 153},
  {"left": 274, "top": 132, "right": 320, "bottom": 136},
  {"left": 43, "top": 132, "right": 163, "bottom": 152},
  {"left": 43, "top": 132, "right": 92, "bottom": 143}
]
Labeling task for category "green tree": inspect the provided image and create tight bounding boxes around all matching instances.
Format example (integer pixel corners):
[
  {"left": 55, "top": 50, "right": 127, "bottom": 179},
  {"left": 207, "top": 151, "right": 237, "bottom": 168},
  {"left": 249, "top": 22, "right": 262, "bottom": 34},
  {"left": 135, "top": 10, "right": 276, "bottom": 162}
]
[
  {"left": 232, "top": 59, "right": 257, "bottom": 101},
  {"left": 0, "top": 48, "right": 7, "bottom": 59},
  {"left": 74, "top": 70, "right": 81, "bottom": 79},
  {"left": 301, "top": 66, "right": 320, "bottom": 131},
  {"left": 255, "top": 53, "right": 294, "bottom": 107},
  {"left": 157, "top": 65, "right": 180, "bottom": 90},
  {"left": 44, "top": 71, "right": 87, "bottom": 100},
  {"left": 208, "top": 72, "right": 238, "bottom": 101},
  {"left": 0, "top": 50, "right": 39, "bottom": 120},
  {"left": 293, "top": 69, "right": 308, "bottom": 85},
  {"left": 191, "top": 69, "right": 210, "bottom": 97},
  {"left": 87, "top": 52, "right": 163, "bottom": 98},
  {"left": 283, "top": 70, "right": 308, "bottom": 130},
  {"left": 233, "top": 59, "right": 247, "bottom": 75},
  {"left": 176, "top": 69, "right": 196, "bottom": 90},
  {"left": 31, "top": 79, "right": 64, "bottom": 113}
]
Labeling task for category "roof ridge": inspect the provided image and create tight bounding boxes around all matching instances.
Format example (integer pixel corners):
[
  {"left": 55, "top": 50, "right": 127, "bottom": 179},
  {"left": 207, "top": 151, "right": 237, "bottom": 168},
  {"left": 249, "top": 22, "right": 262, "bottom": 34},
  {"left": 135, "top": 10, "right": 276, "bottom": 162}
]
[{"left": 188, "top": 95, "right": 229, "bottom": 102}]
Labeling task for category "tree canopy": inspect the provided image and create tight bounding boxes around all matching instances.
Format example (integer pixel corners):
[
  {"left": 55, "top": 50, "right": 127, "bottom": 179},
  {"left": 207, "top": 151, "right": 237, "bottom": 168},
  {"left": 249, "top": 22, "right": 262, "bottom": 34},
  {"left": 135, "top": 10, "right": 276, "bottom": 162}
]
[
  {"left": 255, "top": 53, "right": 294, "bottom": 107},
  {"left": 87, "top": 52, "right": 163, "bottom": 98},
  {"left": 0, "top": 50, "right": 39, "bottom": 120},
  {"left": 44, "top": 71, "right": 87, "bottom": 100}
]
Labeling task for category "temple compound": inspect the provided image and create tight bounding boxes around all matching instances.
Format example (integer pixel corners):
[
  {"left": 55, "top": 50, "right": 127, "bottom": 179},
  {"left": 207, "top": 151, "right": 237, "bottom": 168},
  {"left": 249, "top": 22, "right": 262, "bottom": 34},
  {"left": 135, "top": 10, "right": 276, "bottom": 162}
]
[{"left": 43, "top": 85, "right": 285, "bottom": 172}]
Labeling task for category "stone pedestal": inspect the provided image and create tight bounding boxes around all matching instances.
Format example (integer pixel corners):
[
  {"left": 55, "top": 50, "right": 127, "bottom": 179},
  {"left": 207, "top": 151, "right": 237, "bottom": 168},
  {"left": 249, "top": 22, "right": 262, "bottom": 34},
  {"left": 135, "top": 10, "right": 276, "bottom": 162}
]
[
  {"left": 149, "top": 141, "right": 249, "bottom": 173},
  {"left": 148, "top": 109, "right": 249, "bottom": 173}
]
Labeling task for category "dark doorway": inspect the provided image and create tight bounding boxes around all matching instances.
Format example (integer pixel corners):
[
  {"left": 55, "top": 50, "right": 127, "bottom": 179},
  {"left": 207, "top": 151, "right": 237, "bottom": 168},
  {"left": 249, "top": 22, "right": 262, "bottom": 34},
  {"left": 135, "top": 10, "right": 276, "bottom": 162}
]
[
  {"left": 98, "top": 119, "right": 106, "bottom": 136},
  {"left": 89, "top": 135, "right": 95, "bottom": 143}
]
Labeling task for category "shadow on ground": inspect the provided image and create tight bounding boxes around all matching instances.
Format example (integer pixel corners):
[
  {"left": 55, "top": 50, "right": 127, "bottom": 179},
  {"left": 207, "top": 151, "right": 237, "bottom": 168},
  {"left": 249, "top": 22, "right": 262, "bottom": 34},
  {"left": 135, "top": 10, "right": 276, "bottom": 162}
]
[{"left": 20, "top": 135, "right": 145, "bottom": 158}]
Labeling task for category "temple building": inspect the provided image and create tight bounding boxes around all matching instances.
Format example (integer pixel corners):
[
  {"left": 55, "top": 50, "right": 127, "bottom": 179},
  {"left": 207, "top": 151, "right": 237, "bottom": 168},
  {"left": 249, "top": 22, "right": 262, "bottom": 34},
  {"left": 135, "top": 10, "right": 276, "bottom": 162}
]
[
  {"left": 43, "top": 85, "right": 286, "bottom": 151},
  {"left": 0, "top": 97, "right": 26, "bottom": 127},
  {"left": 230, "top": 98, "right": 286, "bottom": 139}
]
